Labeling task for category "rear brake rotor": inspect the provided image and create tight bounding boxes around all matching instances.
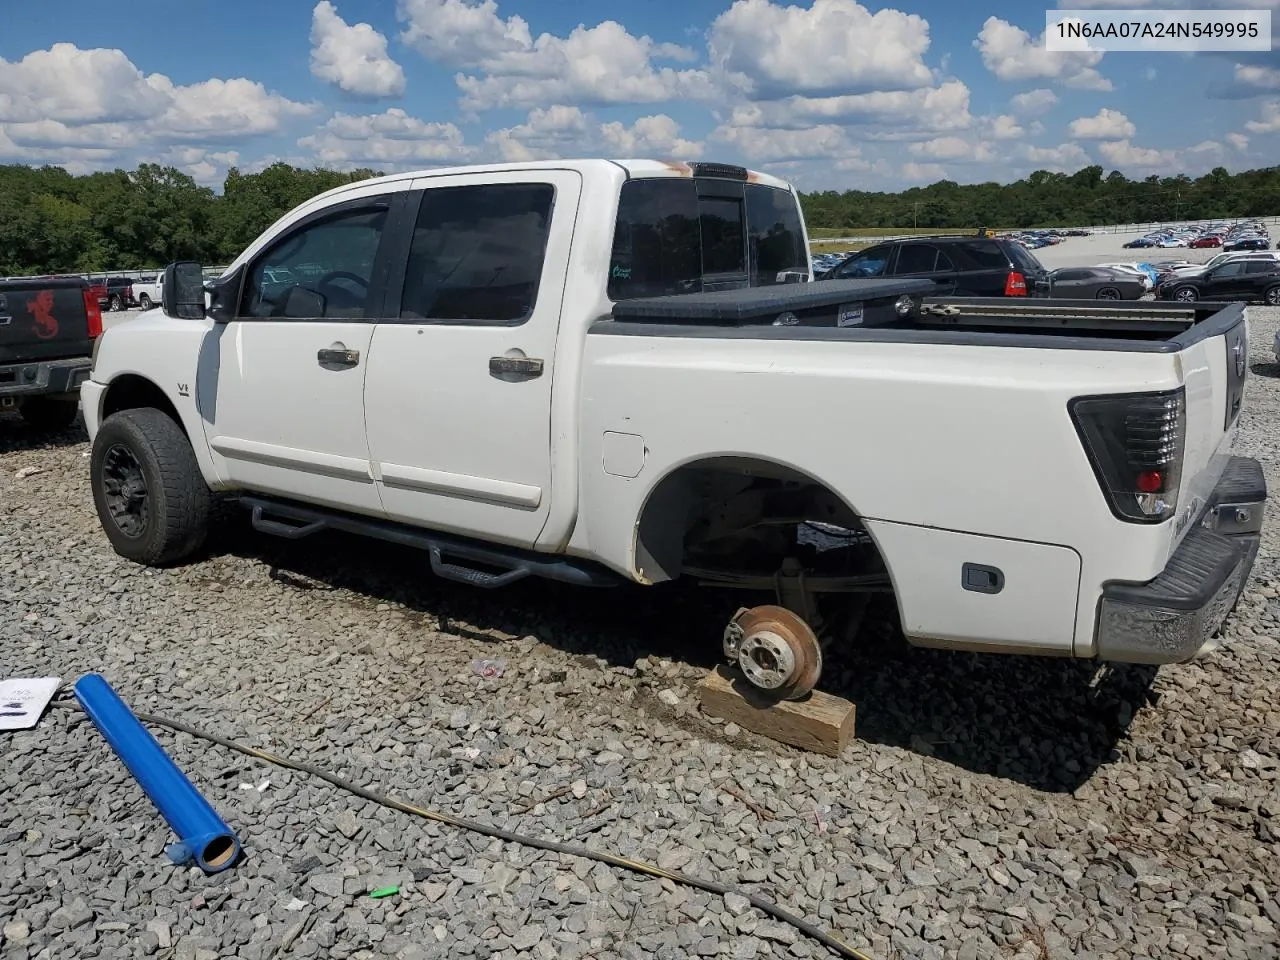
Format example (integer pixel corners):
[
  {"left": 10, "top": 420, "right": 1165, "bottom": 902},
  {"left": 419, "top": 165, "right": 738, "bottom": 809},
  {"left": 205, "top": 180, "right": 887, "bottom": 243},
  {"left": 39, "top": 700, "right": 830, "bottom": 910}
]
[{"left": 723, "top": 605, "right": 822, "bottom": 701}]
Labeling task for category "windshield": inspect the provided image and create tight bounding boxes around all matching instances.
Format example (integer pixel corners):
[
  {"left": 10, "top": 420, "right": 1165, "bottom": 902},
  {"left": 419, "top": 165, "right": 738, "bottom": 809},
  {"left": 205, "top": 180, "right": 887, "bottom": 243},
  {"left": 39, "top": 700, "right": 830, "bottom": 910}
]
[{"left": 607, "top": 178, "right": 809, "bottom": 299}]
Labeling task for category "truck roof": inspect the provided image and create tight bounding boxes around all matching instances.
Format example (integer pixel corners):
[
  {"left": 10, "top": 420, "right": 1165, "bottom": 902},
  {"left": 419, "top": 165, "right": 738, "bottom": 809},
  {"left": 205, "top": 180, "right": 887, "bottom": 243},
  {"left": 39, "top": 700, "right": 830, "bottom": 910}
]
[{"left": 303, "top": 158, "right": 797, "bottom": 209}]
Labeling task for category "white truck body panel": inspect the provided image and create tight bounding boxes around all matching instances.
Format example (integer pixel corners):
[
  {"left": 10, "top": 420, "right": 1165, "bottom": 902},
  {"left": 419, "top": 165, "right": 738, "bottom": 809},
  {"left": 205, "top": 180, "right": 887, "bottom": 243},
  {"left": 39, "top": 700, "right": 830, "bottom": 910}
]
[{"left": 81, "top": 158, "right": 1265, "bottom": 671}]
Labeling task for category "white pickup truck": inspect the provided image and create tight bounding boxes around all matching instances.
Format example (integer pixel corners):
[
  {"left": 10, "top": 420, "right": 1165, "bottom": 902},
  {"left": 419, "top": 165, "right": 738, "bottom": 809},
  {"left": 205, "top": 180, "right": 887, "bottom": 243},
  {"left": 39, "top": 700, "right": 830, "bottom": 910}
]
[{"left": 80, "top": 159, "right": 1267, "bottom": 701}]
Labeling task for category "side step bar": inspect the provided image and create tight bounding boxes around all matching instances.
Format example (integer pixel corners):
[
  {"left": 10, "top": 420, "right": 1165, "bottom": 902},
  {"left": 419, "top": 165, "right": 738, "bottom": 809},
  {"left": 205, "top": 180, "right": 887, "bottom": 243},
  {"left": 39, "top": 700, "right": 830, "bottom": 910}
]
[{"left": 241, "top": 497, "right": 620, "bottom": 590}]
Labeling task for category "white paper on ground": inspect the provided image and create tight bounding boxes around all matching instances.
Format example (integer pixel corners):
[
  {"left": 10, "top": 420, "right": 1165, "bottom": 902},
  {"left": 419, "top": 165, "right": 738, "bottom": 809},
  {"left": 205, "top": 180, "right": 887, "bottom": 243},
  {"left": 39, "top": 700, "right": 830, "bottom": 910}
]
[{"left": 0, "top": 677, "right": 61, "bottom": 731}]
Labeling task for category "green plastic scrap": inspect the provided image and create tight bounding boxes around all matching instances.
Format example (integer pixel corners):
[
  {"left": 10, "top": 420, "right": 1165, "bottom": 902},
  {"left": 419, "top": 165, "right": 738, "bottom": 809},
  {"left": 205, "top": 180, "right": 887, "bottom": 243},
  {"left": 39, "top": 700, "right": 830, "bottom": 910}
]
[{"left": 369, "top": 886, "right": 399, "bottom": 899}]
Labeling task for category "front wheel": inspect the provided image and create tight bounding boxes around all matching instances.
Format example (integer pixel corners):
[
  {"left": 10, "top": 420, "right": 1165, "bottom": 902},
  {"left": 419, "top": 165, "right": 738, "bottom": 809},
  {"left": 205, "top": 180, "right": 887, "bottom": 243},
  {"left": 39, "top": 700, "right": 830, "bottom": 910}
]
[
  {"left": 1265, "top": 285, "right": 1280, "bottom": 306},
  {"left": 1095, "top": 286, "right": 1122, "bottom": 300},
  {"left": 1172, "top": 286, "right": 1199, "bottom": 302},
  {"left": 90, "top": 408, "right": 210, "bottom": 566}
]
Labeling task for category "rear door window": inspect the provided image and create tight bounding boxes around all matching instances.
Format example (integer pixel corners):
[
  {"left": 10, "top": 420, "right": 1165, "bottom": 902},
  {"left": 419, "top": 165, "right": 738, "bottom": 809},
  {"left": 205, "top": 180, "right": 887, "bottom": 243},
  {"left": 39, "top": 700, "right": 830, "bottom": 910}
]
[
  {"left": 893, "top": 243, "right": 939, "bottom": 274},
  {"left": 963, "top": 240, "right": 1013, "bottom": 270},
  {"left": 608, "top": 178, "right": 809, "bottom": 299}
]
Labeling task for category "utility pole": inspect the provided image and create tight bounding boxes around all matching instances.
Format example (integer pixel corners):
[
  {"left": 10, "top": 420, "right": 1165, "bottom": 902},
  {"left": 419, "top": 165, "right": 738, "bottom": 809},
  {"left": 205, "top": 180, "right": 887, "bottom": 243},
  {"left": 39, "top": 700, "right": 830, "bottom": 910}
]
[
  {"left": 1175, "top": 190, "right": 1181, "bottom": 223},
  {"left": 913, "top": 202, "right": 919, "bottom": 228}
]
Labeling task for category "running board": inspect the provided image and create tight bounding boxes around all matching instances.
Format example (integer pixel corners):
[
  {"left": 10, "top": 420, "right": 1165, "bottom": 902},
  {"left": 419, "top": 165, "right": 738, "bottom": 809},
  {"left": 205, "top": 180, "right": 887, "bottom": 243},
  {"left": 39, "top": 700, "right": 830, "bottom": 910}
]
[{"left": 241, "top": 497, "right": 620, "bottom": 590}]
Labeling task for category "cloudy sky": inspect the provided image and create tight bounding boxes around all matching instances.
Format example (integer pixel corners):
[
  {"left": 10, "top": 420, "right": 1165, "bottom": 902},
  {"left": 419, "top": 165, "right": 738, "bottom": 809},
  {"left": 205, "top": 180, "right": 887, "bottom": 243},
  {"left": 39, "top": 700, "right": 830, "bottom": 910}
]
[{"left": 3, "top": 0, "right": 1279, "bottom": 191}]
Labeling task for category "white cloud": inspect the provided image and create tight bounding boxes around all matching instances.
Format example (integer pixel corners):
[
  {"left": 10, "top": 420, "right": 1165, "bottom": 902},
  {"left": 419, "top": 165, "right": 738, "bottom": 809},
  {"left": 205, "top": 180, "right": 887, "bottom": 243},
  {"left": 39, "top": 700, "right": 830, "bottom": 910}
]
[
  {"left": 398, "top": 0, "right": 712, "bottom": 111},
  {"left": 0, "top": 44, "right": 314, "bottom": 143},
  {"left": 1097, "top": 139, "right": 1180, "bottom": 171},
  {"left": 709, "top": 123, "right": 858, "bottom": 162},
  {"left": 986, "top": 114, "right": 1025, "bottom": 139},
  {"left": 907, "top": 136, "right": 996, "bottom": 163},
  {"left": 600, "top": 114, "right": 704, "bottom": 157},
  {"left": 1020, "top": 142, "right": 1092, "bottom": 170},
  {"left": 2, "top": 119, "right": 134, "bottom": 150},
  {"left": 159, "top": 146, "right": 241, "bottom": 187},
  {"left": 1218, "top": 63, "right": 1280, "bottom": 98},
  {"left": 1010, "top": 88, "right": 1058, "bottom": 116},
  {"left": 0, "top": 43, "right": 316, "bottom": 176},
  {"left": 1246, "top": 100, "right": 1280, "bottom": 132},
  {"left": 706, "top": 0, "right": 934, "bottom": 98},
  {"left": 1143, "top": 67, "right": 1158, "bottom": 81},
  {"left": 1228, "top": 131, "right": 1251, "bottom": 149},
  {"left": 153, "top": 77, "right": 316, "bottom": 141},
  {"left": 1068, "top": 108, "right": 1136, "bottom": 140},
  {"left": 397, "top": 0, "right": 533, "bottom": 68},
  {"left": 901, "top": 161, "right": 948, "bottom": 183},
  {"left": 727, "top": 78, "right": 974, "bottom": 137},
  {"left": 975, "top": 17, "right": 1112, "bottom": 90},
  {"left": 0, "top": 43, "right": 170, "bottom": 124},
  {"left": 485, "top": 105, "right": 703, "bottom": 162},
  {"left": 298, "top": 108, "right": 476, "bottom": 170},
  {"left": 310, "top": 1, "right": 406, "bottom": 99}
]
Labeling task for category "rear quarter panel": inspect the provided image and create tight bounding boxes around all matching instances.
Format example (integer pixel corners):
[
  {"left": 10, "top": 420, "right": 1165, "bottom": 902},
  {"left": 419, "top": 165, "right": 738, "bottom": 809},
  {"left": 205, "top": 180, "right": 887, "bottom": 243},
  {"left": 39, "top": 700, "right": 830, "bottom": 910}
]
[{"left": 574, "top": 327, "right": 1208, "bottom": 657}]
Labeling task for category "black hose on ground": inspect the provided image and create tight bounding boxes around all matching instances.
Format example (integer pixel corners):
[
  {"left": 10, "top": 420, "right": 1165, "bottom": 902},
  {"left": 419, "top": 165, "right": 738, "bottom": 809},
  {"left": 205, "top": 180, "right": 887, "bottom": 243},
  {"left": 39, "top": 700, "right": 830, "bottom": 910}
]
[{"left": 51, "top": 699, "right": 876, "bottom": 960}]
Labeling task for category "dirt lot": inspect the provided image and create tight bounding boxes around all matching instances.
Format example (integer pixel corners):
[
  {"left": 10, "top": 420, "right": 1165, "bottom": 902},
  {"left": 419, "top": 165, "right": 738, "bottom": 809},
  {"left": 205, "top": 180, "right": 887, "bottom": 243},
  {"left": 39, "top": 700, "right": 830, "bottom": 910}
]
[{"left": 2, "top": 311, "right": 1279, "bottom": 960}]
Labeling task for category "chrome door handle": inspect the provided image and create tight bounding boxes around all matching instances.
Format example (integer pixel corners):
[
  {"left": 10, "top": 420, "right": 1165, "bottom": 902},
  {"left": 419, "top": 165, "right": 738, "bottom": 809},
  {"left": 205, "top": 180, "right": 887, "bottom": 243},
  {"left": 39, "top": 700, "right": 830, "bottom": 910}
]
[
  {"left": 489, "top": 356, "right": 544, "bottom": 381},
  {"left": 318, "top": 347, "right": 360, "bottom": 368}
]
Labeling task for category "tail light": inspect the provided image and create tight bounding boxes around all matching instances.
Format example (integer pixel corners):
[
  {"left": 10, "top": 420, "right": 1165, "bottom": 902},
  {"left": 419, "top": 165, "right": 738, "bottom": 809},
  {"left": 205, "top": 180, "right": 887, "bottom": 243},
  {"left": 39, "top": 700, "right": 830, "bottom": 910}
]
[
  {"left": 1069, "top": 388, "right": 1185, "bottom": 524},
  {"left": 1005, "top": 271, "right": 1027, "bottom": 296},
  {"left": 83, "top": 287, "right": 103, "bottom": 339}
]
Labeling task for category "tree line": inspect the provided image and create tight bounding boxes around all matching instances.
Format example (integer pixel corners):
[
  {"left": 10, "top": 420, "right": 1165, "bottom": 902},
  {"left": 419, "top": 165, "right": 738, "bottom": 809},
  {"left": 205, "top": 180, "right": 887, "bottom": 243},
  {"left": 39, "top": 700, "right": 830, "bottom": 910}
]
[{"left": 3, "top": 160, "right": 1280, "bottom": 276}]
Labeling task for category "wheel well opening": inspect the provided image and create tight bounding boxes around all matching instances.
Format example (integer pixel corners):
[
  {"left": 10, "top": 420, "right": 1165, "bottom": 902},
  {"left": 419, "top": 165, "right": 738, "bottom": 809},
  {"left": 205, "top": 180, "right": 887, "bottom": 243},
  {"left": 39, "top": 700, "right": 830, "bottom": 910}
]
[
  {"left": 101, "top": 375, "right": 187, "bottom": 439},
  {"left": 634, "top": 457, "right": 878, "bottom": 585}
]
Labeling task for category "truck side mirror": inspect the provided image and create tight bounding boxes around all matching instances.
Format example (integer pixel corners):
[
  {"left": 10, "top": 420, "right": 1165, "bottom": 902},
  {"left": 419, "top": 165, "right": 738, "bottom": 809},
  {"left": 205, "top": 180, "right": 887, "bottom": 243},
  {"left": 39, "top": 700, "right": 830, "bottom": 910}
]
[{"left": 162, "top": 261, "right": 207, "bottom": 320}]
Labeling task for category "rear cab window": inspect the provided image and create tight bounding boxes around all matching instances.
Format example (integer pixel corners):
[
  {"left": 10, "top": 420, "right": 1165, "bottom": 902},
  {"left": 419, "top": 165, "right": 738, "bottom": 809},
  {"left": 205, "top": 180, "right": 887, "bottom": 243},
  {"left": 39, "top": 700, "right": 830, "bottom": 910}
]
[{"left": 607, "top": 177, "right": 809, "bottom": 300}]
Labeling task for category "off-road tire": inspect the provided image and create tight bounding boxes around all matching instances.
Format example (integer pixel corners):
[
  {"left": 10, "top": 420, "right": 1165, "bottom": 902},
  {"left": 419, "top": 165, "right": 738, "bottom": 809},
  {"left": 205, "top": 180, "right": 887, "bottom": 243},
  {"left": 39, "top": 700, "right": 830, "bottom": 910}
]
[
  {"left": 109, "top": 294, "right": 123, "bottom": 312},
  {"left": 20, "top": 394, "right": 79, "bottom": 432},
  {"left": 138, "top": 294, "right": 152, "bottom": 310},
  {"left": 90, "top": 407, "right": 210, "bottom": 566}
]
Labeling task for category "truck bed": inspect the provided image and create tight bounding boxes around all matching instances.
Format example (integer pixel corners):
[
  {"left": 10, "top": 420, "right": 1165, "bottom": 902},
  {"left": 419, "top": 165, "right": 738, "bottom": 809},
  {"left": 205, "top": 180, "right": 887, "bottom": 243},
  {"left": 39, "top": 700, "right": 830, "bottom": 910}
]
[
  {"left": 0, "top": 277, "right": 95, "bottom": 365},
  {"left": 604, "top": 278, "right": 1240, "bottom": 353}
]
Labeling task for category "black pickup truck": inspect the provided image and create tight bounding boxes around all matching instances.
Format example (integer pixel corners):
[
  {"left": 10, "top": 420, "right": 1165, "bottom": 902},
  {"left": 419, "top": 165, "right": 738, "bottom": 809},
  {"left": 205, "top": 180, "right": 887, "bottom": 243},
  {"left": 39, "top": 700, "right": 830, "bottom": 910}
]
[{"left": 0, "top": 277, "right": 101, "bottom": 430}]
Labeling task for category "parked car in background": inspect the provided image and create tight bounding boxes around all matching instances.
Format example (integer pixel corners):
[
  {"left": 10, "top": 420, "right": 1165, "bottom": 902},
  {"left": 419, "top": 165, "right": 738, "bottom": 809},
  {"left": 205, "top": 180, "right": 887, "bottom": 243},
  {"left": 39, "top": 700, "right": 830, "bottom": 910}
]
[
  {"left": 95, "top": 276, "right": 137, "bottom": 312},
  {"left": 1157, "top": 257, "right": 1280, "bottom": 304},
  {"left": 817, "top": 233, "right": 1050, "bottom": 297},
  {"left": 1048, "top": 267, "right": 1148, "bottom": 300},
  {"left": 1224, "top": 237, "right": 1269, "bottom": 252},
  {"left": 1, "top": 276, "right": 102, "bottom": 429},
  {"left": 131, "top": 274, "right": 163, "bottom": 310},
  {"left": 1123, "top": 237, "right": 1157, "bottom": 248},
  {"left": 1168, "top": 252, "right": 1280, "bottom": 278},
  {"left": 1190, "top": 236, "right": 1222, "bottom": 248},
  {"left": 1096, "top": 262, "right": 1158, "bottom": 289}
]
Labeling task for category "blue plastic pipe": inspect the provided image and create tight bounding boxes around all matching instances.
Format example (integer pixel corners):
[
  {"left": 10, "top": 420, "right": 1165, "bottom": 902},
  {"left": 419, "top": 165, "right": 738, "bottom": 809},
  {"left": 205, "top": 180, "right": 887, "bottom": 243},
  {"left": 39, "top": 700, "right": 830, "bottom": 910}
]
[{"left": 73, "top": 674, "right": 241, "bottom": 873}]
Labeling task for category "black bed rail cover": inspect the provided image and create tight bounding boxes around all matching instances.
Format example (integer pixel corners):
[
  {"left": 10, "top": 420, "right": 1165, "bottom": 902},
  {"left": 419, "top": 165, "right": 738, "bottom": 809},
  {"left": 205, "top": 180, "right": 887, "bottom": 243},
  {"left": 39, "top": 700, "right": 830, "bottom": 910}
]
[{"left": 610, "top": 278, "right": 938, "bottom": 324}]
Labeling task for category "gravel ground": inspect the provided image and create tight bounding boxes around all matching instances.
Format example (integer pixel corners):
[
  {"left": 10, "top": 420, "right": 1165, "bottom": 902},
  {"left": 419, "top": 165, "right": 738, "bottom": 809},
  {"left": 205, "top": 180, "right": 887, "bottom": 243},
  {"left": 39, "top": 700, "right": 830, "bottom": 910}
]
[{"left": 2, "top": 310, "right": 1280, "bottom": 960}]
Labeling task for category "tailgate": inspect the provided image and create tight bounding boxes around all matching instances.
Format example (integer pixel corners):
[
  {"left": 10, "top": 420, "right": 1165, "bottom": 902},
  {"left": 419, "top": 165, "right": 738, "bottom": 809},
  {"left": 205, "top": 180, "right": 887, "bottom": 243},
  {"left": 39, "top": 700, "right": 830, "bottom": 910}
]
[
  {"left": 0, "top": 282, "right": 92, "bottom": 365},
  {"left": 1168, "top": 305, "right": 1250, "bottom": 550}
]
